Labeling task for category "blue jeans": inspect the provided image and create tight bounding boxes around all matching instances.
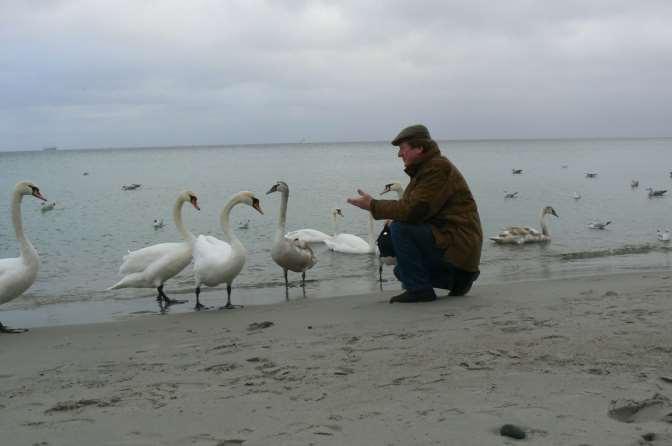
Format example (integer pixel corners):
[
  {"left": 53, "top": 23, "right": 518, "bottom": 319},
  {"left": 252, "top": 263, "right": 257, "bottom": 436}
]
[{"left": 390, "top": 221, "right": 463, "bottom": 292}]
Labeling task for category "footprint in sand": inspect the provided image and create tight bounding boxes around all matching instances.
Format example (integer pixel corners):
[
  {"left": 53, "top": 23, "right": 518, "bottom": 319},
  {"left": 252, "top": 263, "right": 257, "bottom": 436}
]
[{"left": 608, "top": 394, "right": 672, "bottom": 423}]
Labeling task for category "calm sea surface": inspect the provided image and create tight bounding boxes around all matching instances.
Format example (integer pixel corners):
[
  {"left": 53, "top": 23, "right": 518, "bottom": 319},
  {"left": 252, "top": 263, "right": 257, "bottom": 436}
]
[{"left": 2, "top": 138, "right": 672, "bottom": 327}]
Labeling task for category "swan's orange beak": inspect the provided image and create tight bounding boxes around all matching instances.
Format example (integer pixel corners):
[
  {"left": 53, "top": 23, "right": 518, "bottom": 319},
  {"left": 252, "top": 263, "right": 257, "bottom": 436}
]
[
  {"left": 32, "top": 190, "right": 47, "bottom": 201},
  {"left": 252, "top": 198, "right": 263, "bottom": 215},
  {"left": 190, "top": 197, "right": 200, "bottom": 211}
]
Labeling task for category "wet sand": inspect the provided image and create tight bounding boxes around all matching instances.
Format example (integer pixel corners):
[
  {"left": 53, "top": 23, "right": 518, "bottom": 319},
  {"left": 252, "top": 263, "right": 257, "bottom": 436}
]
[{"left": 2, "top": 271, "right": 672, "bottom": 445}]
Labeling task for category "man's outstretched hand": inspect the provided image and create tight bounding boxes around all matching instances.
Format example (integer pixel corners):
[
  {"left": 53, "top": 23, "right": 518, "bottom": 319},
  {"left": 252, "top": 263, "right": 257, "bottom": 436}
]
[{"left": 347, "top": 189, "right": 373, "bottom": 211}]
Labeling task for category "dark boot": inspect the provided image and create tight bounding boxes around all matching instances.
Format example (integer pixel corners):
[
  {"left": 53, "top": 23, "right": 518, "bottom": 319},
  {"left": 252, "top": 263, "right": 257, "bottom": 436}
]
[{"left": 389, "top": 288, "right": 436, "bottom": 303}]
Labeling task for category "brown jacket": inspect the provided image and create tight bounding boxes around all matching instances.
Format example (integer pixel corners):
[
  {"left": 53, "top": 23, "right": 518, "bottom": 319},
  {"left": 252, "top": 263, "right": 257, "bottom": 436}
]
[{"left": 370, "top": 144, "right": 483, "bottom": 272}]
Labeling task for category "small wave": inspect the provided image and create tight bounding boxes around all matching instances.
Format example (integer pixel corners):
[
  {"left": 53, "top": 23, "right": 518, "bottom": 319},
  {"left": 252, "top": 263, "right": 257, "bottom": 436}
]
[{"left": 559, "top": 243, "right": 672, "bottom": 261}]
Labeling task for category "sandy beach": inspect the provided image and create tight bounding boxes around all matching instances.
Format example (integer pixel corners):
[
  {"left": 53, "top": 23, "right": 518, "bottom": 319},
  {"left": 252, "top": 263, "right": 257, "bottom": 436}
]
[{"left": 2, "top": 271, "right": 672, "bottom": 445}]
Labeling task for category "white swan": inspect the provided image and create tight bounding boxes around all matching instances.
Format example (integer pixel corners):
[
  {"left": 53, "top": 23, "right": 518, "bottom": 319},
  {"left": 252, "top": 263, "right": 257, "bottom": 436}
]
[
  {"left": 0, "top": 181, "right": 47, "bottom": 333},
  {"left": 657, "top": 229, "right": 670, "bottom": 242},
  {"left": 324, "top": 211, "right": 376, "bottom": 254},
  {"left": 381, "top": 182, "right": 405, "bottom": 198},
  {"left": 193, "top": 191, "right": 263, "bottom": 310},
  {"left": 376, "top": 182, "right": 405, "bottom": 281},
  {"left": 266, "top": 181, "right": 316, "bottom": 287},
  {"left": 490, "top": 206, "right": 559, "bottom": 244},
  {"left": 107, "top": 190, "right": 200, "bottom": 307},
  {"left": 285, "top": 208, "right": 344, "bottom": 244}
]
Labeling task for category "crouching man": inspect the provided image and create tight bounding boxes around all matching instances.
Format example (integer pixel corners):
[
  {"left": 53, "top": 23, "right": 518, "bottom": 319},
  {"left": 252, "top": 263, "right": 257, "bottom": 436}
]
[{"left": 347, "top": 124, "right": 483, "bottom": 303}]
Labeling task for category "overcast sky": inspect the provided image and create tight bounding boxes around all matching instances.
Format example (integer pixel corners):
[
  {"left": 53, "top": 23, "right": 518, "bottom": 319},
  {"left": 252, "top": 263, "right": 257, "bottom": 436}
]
[{"left": 1, "top": 1, "right": 671, "bottom": 150}]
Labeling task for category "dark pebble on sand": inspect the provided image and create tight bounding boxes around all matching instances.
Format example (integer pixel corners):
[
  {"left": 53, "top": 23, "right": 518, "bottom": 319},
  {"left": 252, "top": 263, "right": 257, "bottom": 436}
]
[
  {"left": 307, "top": 326, "right": 313, "bottom": 329},
  {"left": 500, "top": 424, "right": 526, "bottom": 439}
]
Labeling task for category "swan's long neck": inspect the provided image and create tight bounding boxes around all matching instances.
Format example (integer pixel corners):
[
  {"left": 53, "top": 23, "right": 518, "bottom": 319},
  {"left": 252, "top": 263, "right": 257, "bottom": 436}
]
[
  {"left": 367, "top": 211, "right": 375, "bottom": 250},
  {"left": 396, "top": 188, "right": 404, "bottom": 199},
  {"left": 539, "top": 210, "right": 550, "bottom": 237},
  {"left": 12, "top": 191, "right": 37, "bottom": 263},
  {"left": 173, "top": 197, "right": 195, "bottom": 243},
  {"left": 275, "top": 189, "right": 289, "bottom": 241},
  {"left": 331, "top": 212, "right": 340, "bottom": 236},
  {"left": 220, "top": 196, "right": 242, "bottom": 247}
]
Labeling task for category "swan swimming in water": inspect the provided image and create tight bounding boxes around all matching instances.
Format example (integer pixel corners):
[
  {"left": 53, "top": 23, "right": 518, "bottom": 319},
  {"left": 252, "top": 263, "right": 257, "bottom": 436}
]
[
  {"left": 490, "top": 206, "right": 559, "bottom": 244},
  {"left": 324, "top": 210, "right": 377, "bottom": 255},
  {"left": 285, "top": 208, "right": 344, "bottom": 244},
  {"left": 193, "top": 191, "right": 263, "bottom": 310},
  {"left": 107, "top": 191, "right": 200, "bottom": 308},
  {"left": 0, "top": 181, "right": 47, "bottom": 333},
  {"left": 267, "top": 181, "right": 316, "bottom": 288}
]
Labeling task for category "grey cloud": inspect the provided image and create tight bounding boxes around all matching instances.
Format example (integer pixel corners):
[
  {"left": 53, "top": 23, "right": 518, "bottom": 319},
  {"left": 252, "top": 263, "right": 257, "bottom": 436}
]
[{"left": 1, "top": 0, "right": 671, "bottom": 150}]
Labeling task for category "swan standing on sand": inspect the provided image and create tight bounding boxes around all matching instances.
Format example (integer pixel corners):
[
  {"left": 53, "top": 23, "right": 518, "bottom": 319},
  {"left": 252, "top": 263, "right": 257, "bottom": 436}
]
[
  {"left": 376, "top": 182, "right": 405, "bottom": 281},
  {"left": 490, "top": 206, "right": 559, "bottom": 244},
  {"left": 285, "top": 208, "right": 344, "bottom": 244},
  {"left": 267, "top": 181, "right": 316, "bottom": 288},
  {"left": 107, "top": 191, "right": 200, "bottom": 307},
  {"left": 193, "top": 192, "right": 263, "bottom": 310},
  {"left": 0, "top": 182, "right": 47, "bottom": 333}
]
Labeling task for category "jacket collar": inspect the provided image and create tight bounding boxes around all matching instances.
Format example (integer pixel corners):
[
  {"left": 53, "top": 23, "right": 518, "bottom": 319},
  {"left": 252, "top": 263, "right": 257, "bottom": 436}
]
[{"left": 404, "top": 144, "right": 441, "bottom": 177}]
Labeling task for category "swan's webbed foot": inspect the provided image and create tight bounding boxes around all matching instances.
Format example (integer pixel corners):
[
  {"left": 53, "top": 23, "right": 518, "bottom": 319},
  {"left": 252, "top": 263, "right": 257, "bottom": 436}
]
[
  {"left": 163, "top": 297, "right": 186, "bottom": 306},
  {"left": 218, "top": 302, "right": 243, "bottom": 310},
  {"left": 194, "top": 302, "right": 211, "bottom": 311},
  {"left": 0, "top": 322, "right": 28, "bottom": 334}
]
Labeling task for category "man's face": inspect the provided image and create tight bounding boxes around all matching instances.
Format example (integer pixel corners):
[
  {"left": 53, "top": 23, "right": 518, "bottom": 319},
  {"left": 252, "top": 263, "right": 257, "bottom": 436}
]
[{"left": 397, "top": 142, "right": 423, "bottom": 167}]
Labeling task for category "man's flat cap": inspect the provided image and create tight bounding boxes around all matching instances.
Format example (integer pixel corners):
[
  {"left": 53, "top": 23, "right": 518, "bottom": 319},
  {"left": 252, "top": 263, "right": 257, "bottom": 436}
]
[{"left": 391, "top": 124, "right": 431, "bottom": 146}]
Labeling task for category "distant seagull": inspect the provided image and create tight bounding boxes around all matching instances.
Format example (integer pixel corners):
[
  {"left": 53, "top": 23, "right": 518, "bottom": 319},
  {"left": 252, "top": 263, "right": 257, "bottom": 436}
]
[
  {"left": 83, "top": 172, "right": 89, "bottom": 176},
  {"left": 573, "top": 192, "right": 582, "bottom": 200},
  {"left": 561, "top": 165, "right": 568, "bottom": 169},
  {"left": 647, "top": 188, "right": 667, "bottom": 198},
  {"left": 657, "top": 229, "right": 671, "bottom": 242},
  {"left": 512, "top": 169, "right": 523, "bottom": 175},
  {"left": 122, "top": 183, "right": 141, "bottom": 191},
  {"left": 588, "top": 220, "right": 611, "bottom": 230},
  {"left": 40, "top": 202, "right": 56, "bottom": 212},
  {"left": 585, "top": 172, "right": 598, "bottom": 178},
  {"left": 631, "top": 180, "right": 639, "bottom": 188},
  {"left": 153, "top": 218, "right": 165, "bottom": 229},
  {"left": 504, "top": 191, "right": 519, "bottom": 199}
]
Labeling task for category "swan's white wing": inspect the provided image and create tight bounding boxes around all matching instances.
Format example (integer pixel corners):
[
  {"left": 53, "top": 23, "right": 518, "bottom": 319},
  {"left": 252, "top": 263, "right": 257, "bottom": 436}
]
[
  {"left": 285, "top": 229, "right": 331, "bottom": 244},
  {"left": 324, "top": 233, "right": 372, "bottom": 254},
  {"left": 0, "top": 257, "right": 38, "bottom": 304},
  {"left": 119, "top": 242, "right": 186, "bottom": 274},
  {"left": 193, "top": 235, "right": 233, "bottom": 270},
  {"left": 271, "top": 238, "right": 316, "bottom": 273}
]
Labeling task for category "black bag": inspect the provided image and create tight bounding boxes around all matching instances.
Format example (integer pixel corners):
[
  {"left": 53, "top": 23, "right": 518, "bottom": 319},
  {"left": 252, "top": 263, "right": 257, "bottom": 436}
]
[{"left": 376, "top": 223, "right": 395, "bottom": 258}]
